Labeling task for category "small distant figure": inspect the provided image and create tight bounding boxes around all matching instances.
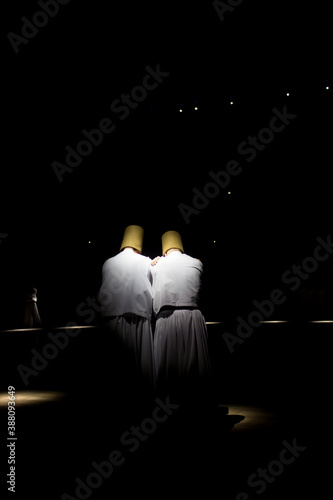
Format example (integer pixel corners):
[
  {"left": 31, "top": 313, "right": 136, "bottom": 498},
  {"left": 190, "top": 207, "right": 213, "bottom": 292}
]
[{"left": 23, "top": 287, "right": 41, "bottom": 328}]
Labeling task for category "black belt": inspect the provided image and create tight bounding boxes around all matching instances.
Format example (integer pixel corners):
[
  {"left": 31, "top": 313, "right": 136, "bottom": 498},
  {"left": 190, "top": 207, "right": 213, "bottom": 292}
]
[{"left": 156, "top": 306, "right": 198, "bottom": 320}]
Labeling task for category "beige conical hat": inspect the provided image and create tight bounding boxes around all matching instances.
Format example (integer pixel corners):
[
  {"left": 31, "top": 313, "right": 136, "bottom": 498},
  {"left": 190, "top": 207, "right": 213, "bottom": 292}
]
[
  {"left": 120, "top": 225, "right": 144, "bottom": 253},
  {"left": 162, "top": 230, "right": 184, "bottom": 255}
]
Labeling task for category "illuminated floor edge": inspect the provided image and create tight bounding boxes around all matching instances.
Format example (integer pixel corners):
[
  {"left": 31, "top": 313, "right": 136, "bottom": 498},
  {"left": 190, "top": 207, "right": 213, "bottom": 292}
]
[
  {"left": 221, "top": 404, "right": 280, "bottom": 432},
  {"left": 0, "top": 391, "right": 280, "bottom": 432},
  {"left": 0, "top": 391, "right": 67, "bottom": 406},
  {"left": 1, "top": 320, "right": 333, "bottom": 332}
]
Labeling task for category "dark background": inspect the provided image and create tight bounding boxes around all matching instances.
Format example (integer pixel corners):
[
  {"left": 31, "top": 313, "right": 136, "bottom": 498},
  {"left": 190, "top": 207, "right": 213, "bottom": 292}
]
[
  {"left": 1, "top": 4, "right": 332, "bottom": 499},
  {"left": 1, "top": 0, "right": 332, "bottom": 328}
]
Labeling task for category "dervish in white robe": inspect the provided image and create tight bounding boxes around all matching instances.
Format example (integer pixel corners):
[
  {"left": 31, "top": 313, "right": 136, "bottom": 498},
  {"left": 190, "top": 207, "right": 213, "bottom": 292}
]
[
  {"left": 98, "top": 244, "right": 155, "bottom": 396},
  {"left": 152, "top": 248, "right": 212, "bottom": 400}
]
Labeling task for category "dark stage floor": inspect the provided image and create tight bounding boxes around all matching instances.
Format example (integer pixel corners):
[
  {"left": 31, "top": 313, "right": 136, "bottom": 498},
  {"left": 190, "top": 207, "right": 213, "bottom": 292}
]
[{"left": 1, "top": 322, "right": 331, "bottom": 499}]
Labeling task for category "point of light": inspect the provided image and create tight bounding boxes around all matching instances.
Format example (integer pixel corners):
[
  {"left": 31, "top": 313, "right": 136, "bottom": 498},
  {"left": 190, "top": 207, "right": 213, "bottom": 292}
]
[
  {"left": 213, "top": 240, "right": 216, "bottom": 243},
  {"left": 286, "top": 92, "right": 290, "bottom": 96},
  {"left": 326, "top": 86, "right": 329, "bottom": 90},
  {"left": 194, "top": 106, "right": 198, "bottom": 110},
  {"left": 230, "top": 101, "right": 234, "bottom": 105},
  {"left": 88, "top": 241, "right": 92, "bottom": 244},
  {"left": 179, "top": 109, "right": 183, "bottom": 113},
  {"left": 228, "top": 191, "right": 231, "bottom": 195}
]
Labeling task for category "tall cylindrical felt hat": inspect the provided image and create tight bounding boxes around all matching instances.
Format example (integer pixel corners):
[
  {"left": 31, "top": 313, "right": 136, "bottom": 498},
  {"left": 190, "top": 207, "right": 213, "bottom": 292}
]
[
  {"left": 120, "top": 225, "right": 144, "bottom": 253},
  {"left": 162, "top": 230, "right": 184, "bottom": 255}
]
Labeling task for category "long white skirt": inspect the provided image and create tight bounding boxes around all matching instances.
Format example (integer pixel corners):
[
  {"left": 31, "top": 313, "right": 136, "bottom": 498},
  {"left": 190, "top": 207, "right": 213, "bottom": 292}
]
[
  {"left": 107, "top": 314, "right": 155, "bottom": 394},
  {"left": 154, "top": 309, "right": 212, "bottom": 398}
]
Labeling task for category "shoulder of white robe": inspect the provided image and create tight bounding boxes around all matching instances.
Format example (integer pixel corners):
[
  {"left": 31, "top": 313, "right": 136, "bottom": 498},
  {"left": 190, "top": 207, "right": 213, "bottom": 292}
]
[
  {"left": 102, "top": 256, "right": 114, "bottom": 269},
  {"left": 195, "top": 258, "right": 203, "bottom": 270}
]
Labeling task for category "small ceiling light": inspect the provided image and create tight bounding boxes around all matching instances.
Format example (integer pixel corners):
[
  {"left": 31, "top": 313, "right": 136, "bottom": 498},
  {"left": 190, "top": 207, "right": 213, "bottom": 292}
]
[
  {"left": 194, "top": 106, "right": 198, "bottom": 111},
  {"left": 230, "top": 101, "right": 234, "bottom": 105},
  {"left": 326, "top": 86, "right": 329, "bottom": 90},
  {"left": 286, "top": 92, "right": 290, "bottom": 96},
  {"left": 179, "top": 109, "right": 183, "bottom": 112}
]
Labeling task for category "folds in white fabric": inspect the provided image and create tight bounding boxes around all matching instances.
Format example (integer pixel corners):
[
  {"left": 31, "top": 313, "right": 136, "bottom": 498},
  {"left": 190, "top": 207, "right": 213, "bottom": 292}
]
[
  {"left": 107, "top": 314, "right": 155, "bottom": 392},
  {"left": 154, "top": 309, "right": 212, "bottom": 396}
]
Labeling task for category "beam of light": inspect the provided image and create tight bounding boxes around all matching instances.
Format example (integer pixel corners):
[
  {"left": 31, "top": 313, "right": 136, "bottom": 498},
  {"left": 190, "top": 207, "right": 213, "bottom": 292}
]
[
  {"left": 309, "top": 320, "right": 333, "bottom": 323},
  {"left": 0, "top": 391, "right": 66, "bottom": 407},
  {"left": 0, "top": 326, "right": 97, "bottom": 332},
  {"left": 0, "top": 328, "right": 45, "bottom": 332},
  {"left": 260, "top": 320, "right": 289, "bottom": 323},
  {"left": 53, "top": 325, "right": 96, "bottom": 329}
]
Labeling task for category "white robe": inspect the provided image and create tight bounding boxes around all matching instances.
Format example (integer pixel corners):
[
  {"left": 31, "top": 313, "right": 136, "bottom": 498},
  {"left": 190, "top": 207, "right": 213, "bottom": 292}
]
[
  {"left": 97, "top": 248, "right": 155, "bottom": 390},
  {"left": 98, "top": 248, "right": 153, "bottom": 320},
  {"left": 151, "top": 252, "right": 211, "bottom": 397}
]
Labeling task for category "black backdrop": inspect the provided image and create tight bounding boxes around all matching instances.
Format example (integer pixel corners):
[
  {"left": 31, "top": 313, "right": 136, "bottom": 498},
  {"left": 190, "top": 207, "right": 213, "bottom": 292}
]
[{"left": 1, "top": 0, "right": 332, "bottom": 328}]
